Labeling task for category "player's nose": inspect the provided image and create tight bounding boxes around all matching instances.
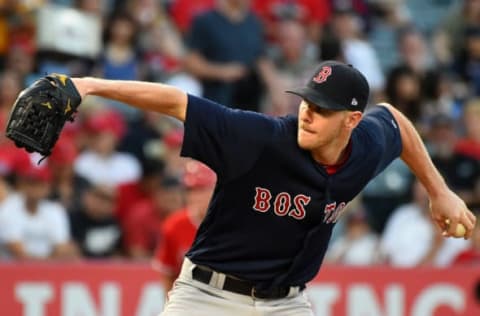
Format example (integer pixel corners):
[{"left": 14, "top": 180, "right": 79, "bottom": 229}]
[{"left": 301, "top": 106, "right": 314, "bottom": 123}]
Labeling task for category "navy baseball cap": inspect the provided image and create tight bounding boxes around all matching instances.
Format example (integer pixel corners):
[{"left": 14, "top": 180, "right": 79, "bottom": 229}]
[{"left": 286, "top": 61, "right": 370, "bottom": 112}]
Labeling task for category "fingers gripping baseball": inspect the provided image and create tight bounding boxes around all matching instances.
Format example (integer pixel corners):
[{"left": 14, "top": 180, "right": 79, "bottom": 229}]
[
  {"left": 430, "top": 190, "right": 477, "bottom": 239},
  {"left": 444, "top": 219, "right": 466, "bottom": 238}
]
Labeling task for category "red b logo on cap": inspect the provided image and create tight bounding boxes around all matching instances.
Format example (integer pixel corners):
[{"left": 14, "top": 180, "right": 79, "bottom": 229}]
[{"left": 313, "top": 66, "right": 332, "bottom": 84}]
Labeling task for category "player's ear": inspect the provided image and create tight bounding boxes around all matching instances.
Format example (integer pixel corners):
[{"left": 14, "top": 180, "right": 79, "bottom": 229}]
[{"left": 345, "top": 111, "right": 362, "bottom": 129}]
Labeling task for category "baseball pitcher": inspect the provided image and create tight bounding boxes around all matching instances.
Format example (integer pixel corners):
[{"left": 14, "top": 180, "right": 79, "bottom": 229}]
[{"left": 6, "top": 61, "right": 476, "bottom": 316}]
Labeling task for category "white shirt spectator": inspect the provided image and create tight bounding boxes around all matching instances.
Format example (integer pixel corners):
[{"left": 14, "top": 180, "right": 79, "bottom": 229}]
[
  {"left": 343, "top": 39, "right": 385, "bottom": 92},
  {"left": 74, "top": 151, "right": 141, "bottom": 187},
  {"left": 381, "top": 203, "right": 432, "bottom": 266},
  {"left": 327, "top": 233, "right": 381, "bottom": 266},
  {"left": 381, "top": 203, "right": 469, "bottom": 267},
  {"left": 436, "top": 238, "right": 470, "bottom": 267},
  {"left": 0, "top": 194, "right": 70, "bottom": 259}
]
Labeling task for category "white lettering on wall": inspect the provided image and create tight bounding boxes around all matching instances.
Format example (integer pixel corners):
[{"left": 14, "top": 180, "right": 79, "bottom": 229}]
[
  {"left": 15, "top": 283, "right": 53, "bottom": 316},
  {"left": 411, "top": 284, "right": 465, "bottom": 316},
  {"left": 348, "top": 284, "right": 404, "bottom": 316},
  {"left": 307, "top": 284, "right": 340, "bottom": 316},
  {"left": 135, "top": 283, "right": 165, "bottom": 316},
  {"left": 62, "top": 282, "right": 120, "bottom": 316}
]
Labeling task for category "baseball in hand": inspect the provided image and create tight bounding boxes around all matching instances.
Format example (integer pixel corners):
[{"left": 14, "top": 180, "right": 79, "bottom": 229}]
[{"left": 444, "top": 219, "right": 467, "bottom": 237}]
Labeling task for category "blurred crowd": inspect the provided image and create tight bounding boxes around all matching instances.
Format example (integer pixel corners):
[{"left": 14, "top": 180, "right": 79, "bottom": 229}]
[{"left": 0, "top": 0, "right": 479, "bottom": 278}]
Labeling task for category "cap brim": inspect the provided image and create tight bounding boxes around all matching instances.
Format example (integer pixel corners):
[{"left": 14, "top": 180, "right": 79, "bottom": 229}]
[{"left": 286, "top": 87, "right": 346, "bottom": 111}]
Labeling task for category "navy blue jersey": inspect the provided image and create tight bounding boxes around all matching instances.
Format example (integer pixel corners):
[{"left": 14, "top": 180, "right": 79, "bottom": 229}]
[{"left": 181, "top": 95, "right": 402, "bottom": 289}]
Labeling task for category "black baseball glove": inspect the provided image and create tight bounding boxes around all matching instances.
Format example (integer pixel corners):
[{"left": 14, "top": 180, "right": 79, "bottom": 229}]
[{"left": 5, "top": 74, "right": 81, "bottom": 159}]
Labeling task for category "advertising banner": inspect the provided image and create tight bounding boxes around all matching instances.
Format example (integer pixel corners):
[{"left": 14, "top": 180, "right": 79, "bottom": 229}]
[{"left": 0, "top": 263, "right": 479, "bottom": 316}]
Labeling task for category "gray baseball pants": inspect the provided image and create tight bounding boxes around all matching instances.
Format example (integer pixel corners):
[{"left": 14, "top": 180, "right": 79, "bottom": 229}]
[{"left": 159, "top": 257, "right": 314, "bottom": 316}]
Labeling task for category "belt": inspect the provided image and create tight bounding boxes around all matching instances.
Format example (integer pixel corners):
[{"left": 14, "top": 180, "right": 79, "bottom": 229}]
[{"left": 191, "top": 265, "right": 304, "bottom": 299}]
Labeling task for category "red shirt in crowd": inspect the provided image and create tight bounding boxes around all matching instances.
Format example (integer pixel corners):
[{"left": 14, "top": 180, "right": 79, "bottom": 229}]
[
  {"left": 115, "top": 182, "right": 151, "bottom": 226},
  {"left": 169, "top": 0, "right": 214, "bottom": 33},
  {"left": 0, "top": 141, "right": 32, "bottom": 176},
  {"left": 253, "top": 0, "right": 331, "bottom": 26},
  {"left": 152, "top": 208, "right": 198, "bottom": 276},
  {"left": 454, "top": 139, "right": 480, "bottom": 160},
  {"left": 452, "top": 249, "right": 480, "bottom": 265},
  {"left": 123, "top": 200, "right": 163, "bottom": 255},
  {"left": 0, "top": 110, "right": 32, "bottom": 175}
]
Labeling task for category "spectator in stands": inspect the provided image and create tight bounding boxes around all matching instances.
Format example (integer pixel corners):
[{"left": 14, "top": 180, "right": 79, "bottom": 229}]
[
  {"left": 330, "top": 9, "right": 385, "bottom": 98},
  {"left": 397, "top": 26, "right": 433, "bottom": 75},
  {"left": 0, "top": 73, "right": 31, "bottom": 183},
  {"left": 140, "top": 15, "right": 204, "bottom": 98},
  {"left": 126, "top": 0, "right": 165, "bottom": 29},
  {"left": 420, "top": 70, "right": 457, "bottom": 125},
  {"left": 1, "top": 3, "right": 36, "bottom": 67},
  {"left": 0, "top": 176, "right": 10, "bottom": 205},
  {"left": 452, "top": 211, "right": 480, "bottom": 265},
  {"left": 70, "top": 184, "right": 122, "bottom": 258},
  {"left": 74, "top": 109, "right": 141, "bottom": 187},
  {"left": 381, "top": 180, "right": 442, "bottom": 267},
  {"left": 266, "top": 19, "right": 315, "bottom": 115},
  {"left": 326, "top": 207, "right": 381, "bottom": 266},
  {"left": 48, "top": 136, "right": 89, "bottom": 211},
  {"left": 97, "top": 12, "right": 140, "bottom": 81},
  {"left": 152, "top": 160, "right": 216, "bottom": 291},
  {"left": 329, "top": 0, "right": 370, "bottom": 22},
  {"left": 0, "top": 71, "right": 22, "bottom": 128},
  {"left": 381, "top": 180, "right": 469, "bottom": 267},
  {"left": 426, "top": 113, "right": 480, "bottom": 210},
  {"left": 453, "top": 26, "right": 480, "bottom": 96},
  {"left": 76, "top": 0, "right": 102, "bottom": 14},
  {"left": 123, "top": 176, "right": 184, "bottom": 259},
  {"left": 167, "top": 0, "right": 214, "bottom": 35},
  {"left": 114, "top": 159, "right": 165, "bottom": 228},
  {"left": 0, "top": 167, "right": 77, "bottom": 260},
  {"left": 367, "top": 0, "right": 412, "bottom": 72},
  {"left": 0, "top": 138, "right": 31, "bottom": 186},
  {"left": 252, "top": 0, "right": 330, "bottom": 44},
  {"left": 95, "top": 12, "right": 142, "bottom": 118},
  {"left": 404, "top": 0, "right": 454, "bottom": 36},
  {"left": 0, "top": 176, "right": 14, "bottom": 232},
  {"left": 118, "top": 110, "right": 163, "bottom": 162},
  {"left": 361, "top": 157, "right": 413, "bottom": 234},
  {"left": 318, "top": 32, "right": 344, "bottom": 62},
  {"left": 161, "top": 128, "right": 188, "bottom": 178},
  {"left": 435, "top": 0, "right": 480, "bottom": 66},
  {"left": 385, "top": 65, "right": 422, "bottom": 123},
  {"left": 4, "top": 44, "right": 36, "bottom": 85},
  {"left": 184, "top": 0, "right": 284, "bottom": 112},
  {"left": 455, "top": 98, "right": 480, "bottom": 160},
  {"left": 141, "top": 20, "right": 186, "bottom": 84},
  {"left": 361, "top": 84, "right": 416, "bottom": 238}
]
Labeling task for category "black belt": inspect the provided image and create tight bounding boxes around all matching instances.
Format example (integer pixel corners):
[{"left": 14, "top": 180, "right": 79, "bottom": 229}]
[{"left": 191, "top": 265, "right": 304, "bottom": 299}]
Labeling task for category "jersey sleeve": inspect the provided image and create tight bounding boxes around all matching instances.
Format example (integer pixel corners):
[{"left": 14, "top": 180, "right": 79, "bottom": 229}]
[
  {"left": 361, "top": 105, "right": 403, "bottom": 176},
  {"left": 181, "top": 94, "right": 276, "bottom": 181}
]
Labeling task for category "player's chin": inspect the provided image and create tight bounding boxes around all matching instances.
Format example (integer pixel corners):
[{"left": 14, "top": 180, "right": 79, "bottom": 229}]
[{"left": 297, "top": 134, "right": 318, "bottom": 150}]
